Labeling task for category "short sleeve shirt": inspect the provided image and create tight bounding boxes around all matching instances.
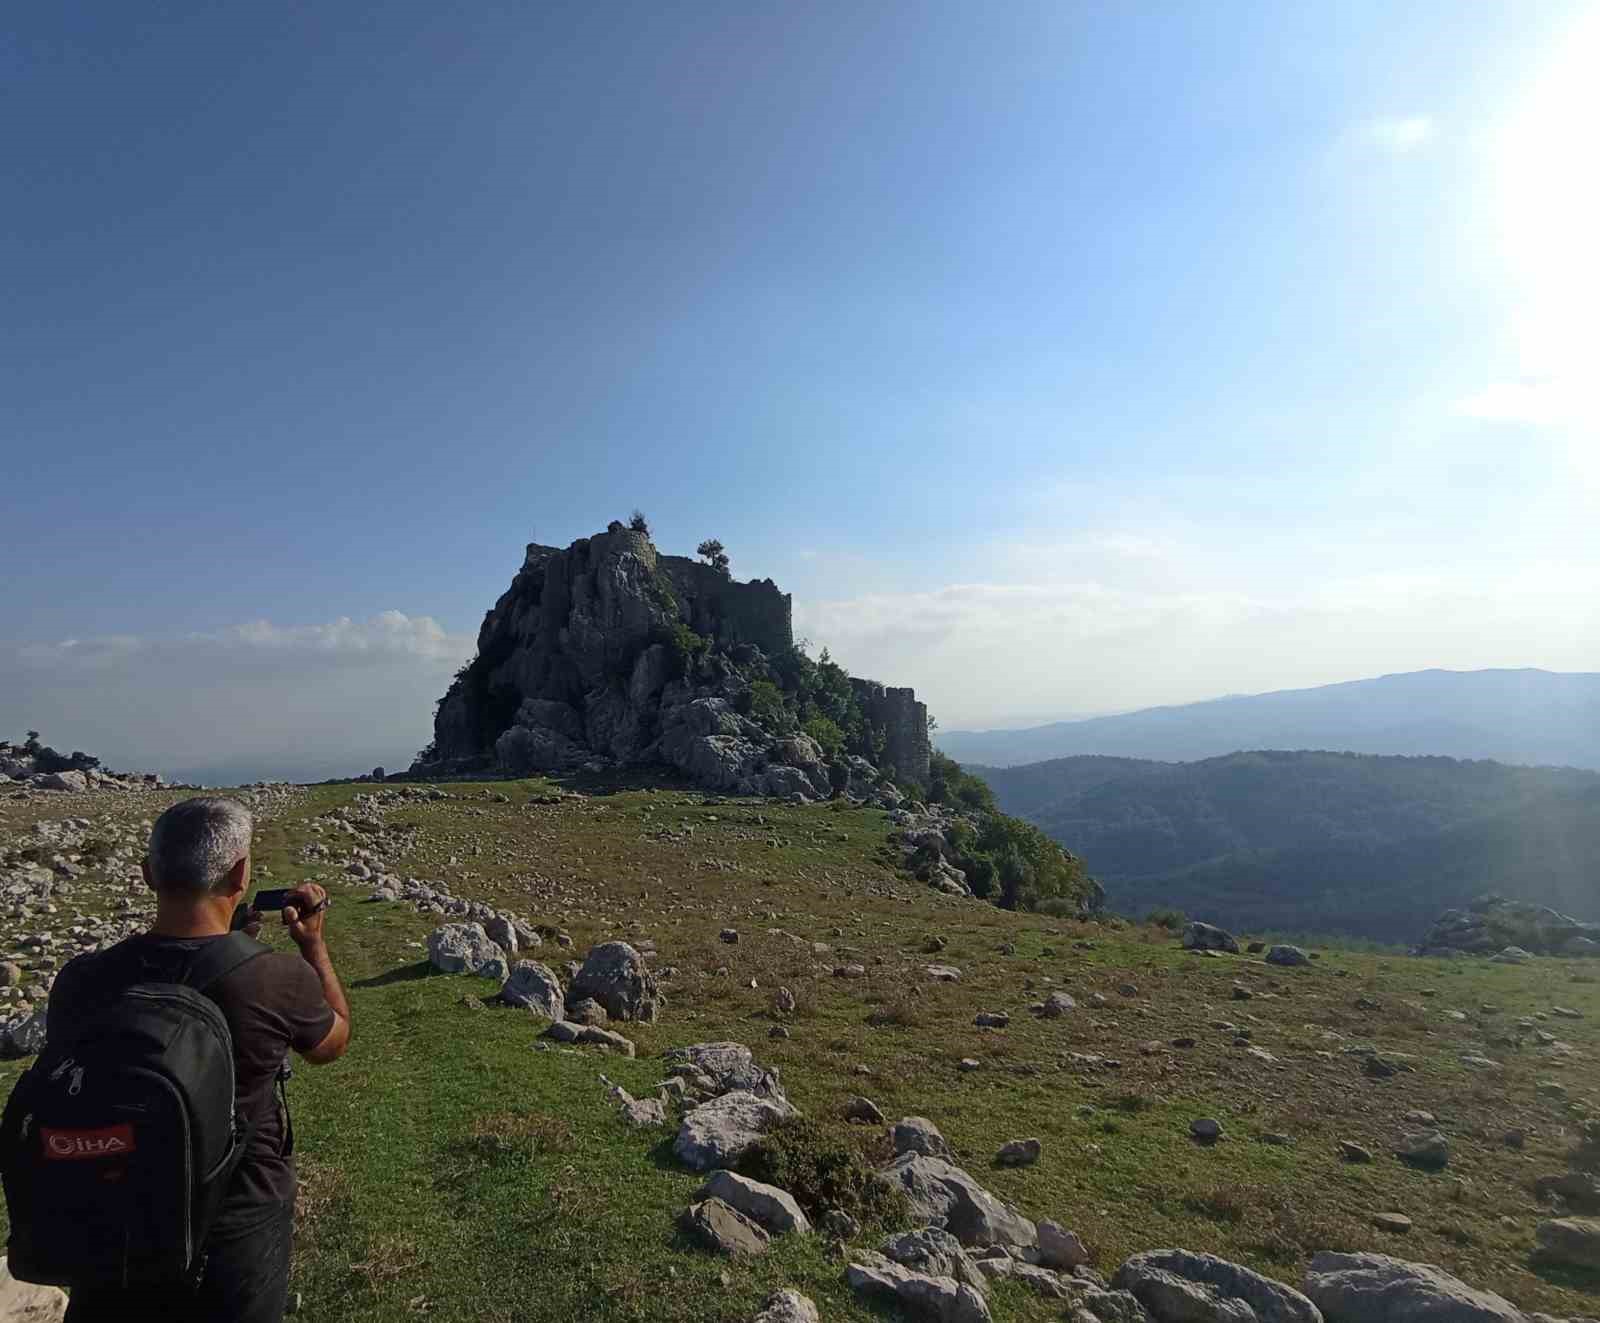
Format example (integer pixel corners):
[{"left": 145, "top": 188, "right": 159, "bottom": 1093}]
[{"left": 47, "top": 934, "right": 335, "bottom": 1225}]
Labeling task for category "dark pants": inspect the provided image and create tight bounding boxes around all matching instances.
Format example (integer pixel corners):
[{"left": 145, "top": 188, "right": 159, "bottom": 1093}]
[{"left": 65, "top": 1199, "right": 294, "bottom": 1323}]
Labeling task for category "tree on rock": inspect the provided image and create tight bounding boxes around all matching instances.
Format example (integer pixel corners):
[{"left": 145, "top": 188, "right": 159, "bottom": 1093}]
[
  {"left": 697, "top": 538, "right": 730, "bottom": 576},
  {"left": 628, "top": 509, "right": 650, "bottom": 534}
]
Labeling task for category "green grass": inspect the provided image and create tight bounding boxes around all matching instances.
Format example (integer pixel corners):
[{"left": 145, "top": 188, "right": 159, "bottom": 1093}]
[{"left": 2, "top": 777, "right": 1598, "bottom": 1320}]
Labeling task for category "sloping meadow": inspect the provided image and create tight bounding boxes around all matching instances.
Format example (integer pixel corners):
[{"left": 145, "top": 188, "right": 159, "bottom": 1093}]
[{"left": 0, "top": 777, "right": 1597, "bottom": 1320}]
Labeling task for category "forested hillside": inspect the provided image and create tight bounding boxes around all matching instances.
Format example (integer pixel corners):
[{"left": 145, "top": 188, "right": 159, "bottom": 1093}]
[{"left": 977, "top": 750, "right": 1600, "bottom": 939}]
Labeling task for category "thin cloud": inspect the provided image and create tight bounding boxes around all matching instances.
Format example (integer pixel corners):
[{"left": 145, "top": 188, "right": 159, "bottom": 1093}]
[{"left": 1455, "top": 379, "right": 1598, "bottom": 430}]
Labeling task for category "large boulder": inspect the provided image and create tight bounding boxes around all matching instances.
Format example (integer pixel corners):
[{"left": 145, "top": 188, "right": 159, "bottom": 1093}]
[
  {"left": 1265, "top": 945, "right": 1311, "bottom": 968},
  {"left": 846, "top": 1250, "right": 992, "bottom": 1323},
  {"left": 876, "top": 1152, "right": 1037, "bottom": 1249},
  {"left": 568, "top": 941, "right": 662, "bottom": 1023},
  {"left": 499, "top": 961, "right": 564, "bottom": 1019},
  {"left": 1303, "top": 1252, "right": 1521, "bottom": 1322},
  {"left": 33, "top": 771, "right": 87, "bottom": 793},
  {"left": 1183, "top": 922, "right": 1240, "bottom": 954},
  {"left": 674, "top": 1090, "right": 798, "bottom": 1171},
  {"left": 1114, "top": 1250, "right": 1322, "bottom": 1323},
  {"left": 427, "top": 923, "right": 510, "bottom": 980}
]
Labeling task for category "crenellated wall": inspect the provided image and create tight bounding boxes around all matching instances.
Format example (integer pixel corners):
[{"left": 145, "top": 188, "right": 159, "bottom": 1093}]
[{"left": 851, "top": 679, "right": 932, "bottom": 785}]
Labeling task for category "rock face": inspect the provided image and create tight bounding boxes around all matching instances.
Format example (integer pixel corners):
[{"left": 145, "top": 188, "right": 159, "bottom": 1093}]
[
  {"left": 568, "top": 941, "right": 662, "bottom": 1023},
  {"left": 1303, "top": 1251, "right": 1522, "bottom": 1322},
  {"left": 1114, "top": 1250, "right": 1322, "bottom": 1323},
  {"left": 1416, "top": 894, "right": 1600, "bottom": 958},
  {"left": 413, "top": 525, "right": 931, "bottom": 791}
]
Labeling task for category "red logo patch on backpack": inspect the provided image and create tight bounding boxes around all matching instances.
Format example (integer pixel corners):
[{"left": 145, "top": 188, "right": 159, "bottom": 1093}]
[{"left": 40, "top": 1124, "right": 135, "bottom": 1161}]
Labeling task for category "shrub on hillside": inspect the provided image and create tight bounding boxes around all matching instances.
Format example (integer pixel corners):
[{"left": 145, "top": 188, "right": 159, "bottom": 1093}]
[
  {"left": 737, "top": 1117, "right": 910, "bottom": 1230},
  {"left": 1146, "top": 907, "right": 1186, "bottom": 931}
]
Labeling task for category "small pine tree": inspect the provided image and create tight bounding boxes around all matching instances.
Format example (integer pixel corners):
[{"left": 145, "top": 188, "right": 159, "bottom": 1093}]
[
  {"left": 629, "top": 510, "right": 650, "bottom": 534},
  {"left": 696, "top": 538, "right": 730, "bottom": 576}
]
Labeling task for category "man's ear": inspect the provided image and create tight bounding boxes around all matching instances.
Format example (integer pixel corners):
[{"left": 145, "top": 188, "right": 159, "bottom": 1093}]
[
  {"left": 223, "top": 855, "right": 250, "bottom": 900},
  {"left": 141, "top": 856, "right": 155, "bottom": 892}
]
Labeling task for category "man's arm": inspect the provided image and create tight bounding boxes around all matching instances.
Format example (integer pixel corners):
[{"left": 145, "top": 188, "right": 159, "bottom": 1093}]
[{"left": 283, "top": 883, "right": 350, "bottom": 1065}]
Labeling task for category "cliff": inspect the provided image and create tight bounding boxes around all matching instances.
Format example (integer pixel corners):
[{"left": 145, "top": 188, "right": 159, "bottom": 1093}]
[{"left": 416, "top": 524, "right": 932, "bottom": 799}]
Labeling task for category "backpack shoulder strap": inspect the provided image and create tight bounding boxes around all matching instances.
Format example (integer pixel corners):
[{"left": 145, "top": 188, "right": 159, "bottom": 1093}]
[{"left": 178, "top": 932, "right": 271, "bottom": 994}]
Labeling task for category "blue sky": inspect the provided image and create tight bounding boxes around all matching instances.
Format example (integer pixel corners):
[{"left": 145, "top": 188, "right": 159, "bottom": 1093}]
[{"left": 3, "top": 1, "right": 1596, "bottom": 780}]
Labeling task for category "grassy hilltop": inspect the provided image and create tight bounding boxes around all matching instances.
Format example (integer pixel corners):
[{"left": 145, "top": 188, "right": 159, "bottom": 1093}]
[{"left": 2, "top": 777, "right": 1598, "bottom": 1322}]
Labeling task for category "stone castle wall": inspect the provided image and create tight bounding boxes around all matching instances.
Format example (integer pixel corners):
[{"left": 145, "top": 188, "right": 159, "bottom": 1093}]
[
  {"left": 851, "top": 679, "right": 931, "bottom": 785},
  {"left": 660, "top": 556, "right": 793, "bottom": 657}
]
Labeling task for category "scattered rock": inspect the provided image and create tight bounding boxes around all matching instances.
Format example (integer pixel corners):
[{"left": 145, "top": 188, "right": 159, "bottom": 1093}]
[
  {"left": 1396, "top": 1131, "right": 1449, "bottom": 1171},
  {"left": 925, "top": 965, "right": 962, "bottom": 983},
  {"left": 751, "top": 1289, "right": 819, "bottom": 1323},
  {"left": 876, "top": 1152, "right": 1037, "bottom": 1249},
  {"left": 1183, "top": 922, "right": 1240, "bottom": 954},
  {"left": 542, "top": 1020, "right": 635, "bottom": 1056},
  {"left": 1371, "top": 1213, "right": 1412, "bottom": 1234},
  {"left": 1037, "top": 1219, "right": 1090, "bottom": 1270},
  {"left": 565, "top": 996, "right": 608, "bottom": 1026},
  {"left": 427, "top": 922, "right": 510, "bottom": 980},
  {"left": 845, "top": 1096, "right": 885, "bottom": 1125},
  {"left": 882, "top": 1225, "right": 988, "bottom": 1291},
  {"left": 1304, "top": 1251, "right": 1526, "bottom": 1323},
  {"left": 1190, "top": 1118, "right": 1223, "bottom": 1144},
  {"left": 499, "top": 960, "right": 565, "bottom": 1020},
  {"left": 1338, "top": 1141, "right": 1373, "bottom": 1163},
  {"left": 1534, "top": 1217, "right": 1600, "bottom": 1270},
  {"left": 568, "top": 941, "right": 662, "bottom": 1022},
  {"left": 1040, "top": 992, "right": 1077, "bottom": 1018},
  {"left": 1114, "top": 1250, "right": 1321, "bottom": 1323},
  {"left": 973, "top": 1012, "right": 1010, "bottom": 1029},
  {"left": 894, "top": 1116, "right": 954, "bottom": 1160},
  {"left": 0, "top": 1256, "right": 67, "bottom": 1321},
  {"left": 995, "top": 1138, "right": 1041, "bottom": 1167},
  {"left": 846, "top": 1250, "right": 992, "bottom": 1323},
  {"left": 696, "top": 1170, "right": 811, "bottom": 1235},
  {"left": 773, "top": 986, "right": 796, "bottom": 1015},
  {"left": 674, "top": 1090, "right": 798, "bottom": 1170},
  {"left": 680, "top": 1197, "right": 770, "bottom": 1255},
  {"left": 719, "top": 928, "right": 739, "bottom": 944},
  {"left": 1265, "top": 945, "right": 1311, "bottom": 968}
]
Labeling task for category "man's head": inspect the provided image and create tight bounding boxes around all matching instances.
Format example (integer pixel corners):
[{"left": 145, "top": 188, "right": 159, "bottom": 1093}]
[{"left": 143, "top": 796, "right": 253, "bottom": 901}]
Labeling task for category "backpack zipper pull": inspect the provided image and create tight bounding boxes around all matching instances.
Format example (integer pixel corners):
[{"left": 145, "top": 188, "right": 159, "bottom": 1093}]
[
  {"left": 48, "top": 1056, "right": 75, "bottom": 1082},
  {"left": 20, "top": 1114, "right": 32, "bottom": 1140},
  {"left": 67, "top": 1067, "right": 85, "bottom": 1097}
]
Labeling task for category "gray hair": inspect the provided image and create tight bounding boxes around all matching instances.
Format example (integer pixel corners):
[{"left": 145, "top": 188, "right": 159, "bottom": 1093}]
[{"left": 148, "top": 796, "right": 254, "bottom": 894}]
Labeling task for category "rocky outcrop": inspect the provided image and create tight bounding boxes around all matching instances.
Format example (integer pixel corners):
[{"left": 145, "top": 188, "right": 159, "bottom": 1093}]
[
  {"left": 1416, "top": 894, "right": 1600, "bottom": 958},
  {"left": 0, "top": 739, "right": 168, "bottom": 795},
  {"left": 411, "top": 525, "right": 930, "bottom": 795}
]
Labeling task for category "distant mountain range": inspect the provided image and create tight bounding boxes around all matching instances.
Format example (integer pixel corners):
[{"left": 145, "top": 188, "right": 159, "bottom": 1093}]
[
  {"left": 938, "top": 669, "right": 1600, "bottom": 770},
  {"left": 976, "top": 749, "right": 1600, "bottom": 940}
]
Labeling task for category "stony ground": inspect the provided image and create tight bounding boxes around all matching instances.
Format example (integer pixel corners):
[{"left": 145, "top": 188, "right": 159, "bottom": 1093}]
[{"left": 1, "top": 775, "right": 1597, "bottom": 1322}]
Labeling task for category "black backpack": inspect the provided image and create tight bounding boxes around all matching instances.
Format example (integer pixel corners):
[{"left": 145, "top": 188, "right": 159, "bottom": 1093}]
[{"left": 0, "top": 932, "right": 269, "bottom": 1289}]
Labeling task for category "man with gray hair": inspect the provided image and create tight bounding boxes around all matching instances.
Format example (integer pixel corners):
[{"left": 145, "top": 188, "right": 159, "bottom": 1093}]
[{"left": 44, "top": 796, "right": 351, "bottom": 1322}]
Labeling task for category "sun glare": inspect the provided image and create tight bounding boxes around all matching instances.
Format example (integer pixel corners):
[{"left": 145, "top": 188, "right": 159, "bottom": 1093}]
[{"left": 1491, "top": 9, "right": 1600, "bottom": 441}]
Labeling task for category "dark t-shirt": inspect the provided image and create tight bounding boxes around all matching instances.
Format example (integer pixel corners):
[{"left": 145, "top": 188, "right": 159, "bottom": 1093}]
[{"left": 46, "top": 933, "right": 335, "bottom": 1225}]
